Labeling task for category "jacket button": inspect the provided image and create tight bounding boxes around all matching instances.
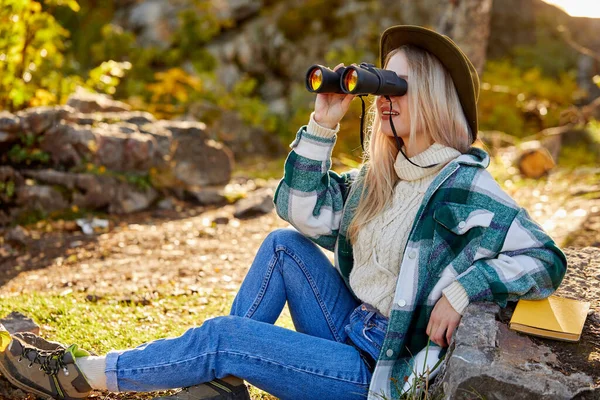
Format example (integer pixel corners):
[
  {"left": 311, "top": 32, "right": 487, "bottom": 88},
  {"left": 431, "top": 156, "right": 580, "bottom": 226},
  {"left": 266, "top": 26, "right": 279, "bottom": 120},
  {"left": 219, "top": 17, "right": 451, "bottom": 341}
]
[
  {"left": 397, "top": 299, "right": 406, "bottom": 307},
  {"left": 386, "top": 349, "right": 394, "bottom": 357},
  {"left": 458, "top": 221, "right": 466, "bottom": 229},
  {"left": 408, "top": 250, "right": 416, "bottom": 259}
]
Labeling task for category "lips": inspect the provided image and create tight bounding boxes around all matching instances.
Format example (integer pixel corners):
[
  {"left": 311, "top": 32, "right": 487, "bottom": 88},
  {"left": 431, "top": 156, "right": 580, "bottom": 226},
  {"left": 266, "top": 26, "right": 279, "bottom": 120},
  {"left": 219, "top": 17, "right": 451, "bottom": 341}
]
[{"left": 379, "top": 107, "right": 399, "bottom": 120}]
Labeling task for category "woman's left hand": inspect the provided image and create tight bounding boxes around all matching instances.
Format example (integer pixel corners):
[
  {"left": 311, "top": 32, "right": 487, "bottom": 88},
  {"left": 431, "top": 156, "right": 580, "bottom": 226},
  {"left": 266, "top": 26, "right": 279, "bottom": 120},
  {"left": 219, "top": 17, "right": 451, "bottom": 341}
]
[{"left": 426, "top": 295, "right": 462, "bottom": 347}]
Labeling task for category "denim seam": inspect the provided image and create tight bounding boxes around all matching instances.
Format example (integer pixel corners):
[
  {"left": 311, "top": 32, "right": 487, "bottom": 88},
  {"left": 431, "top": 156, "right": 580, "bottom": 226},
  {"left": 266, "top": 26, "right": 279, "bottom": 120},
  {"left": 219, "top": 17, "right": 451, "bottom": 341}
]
[
  {"left": 242, "top": 252, "right": 279, "bottom": 319},
  {"left": 116, "top": 350, "right": 371, "bottom": 387},
  {"left": 275, "top": 244, "right": 344, "bottom": 343}
]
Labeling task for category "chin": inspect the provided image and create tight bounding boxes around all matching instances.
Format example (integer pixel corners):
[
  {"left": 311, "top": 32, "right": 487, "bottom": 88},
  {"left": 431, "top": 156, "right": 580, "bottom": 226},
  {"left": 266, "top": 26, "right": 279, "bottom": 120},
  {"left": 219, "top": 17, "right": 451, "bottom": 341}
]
[{"left": 381, "top": 127, "right": 409, "bottom": 140}]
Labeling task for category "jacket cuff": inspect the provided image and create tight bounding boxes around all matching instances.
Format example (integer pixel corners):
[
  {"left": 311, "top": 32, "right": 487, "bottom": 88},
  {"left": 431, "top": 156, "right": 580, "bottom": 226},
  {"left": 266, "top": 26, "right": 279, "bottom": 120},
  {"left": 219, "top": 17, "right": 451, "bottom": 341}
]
[
  {"left": 442, "top": 281, "right": 470, "bottom": 315},
  {"left": 307, "top": 112, "right": 339, "bottom": 138}
]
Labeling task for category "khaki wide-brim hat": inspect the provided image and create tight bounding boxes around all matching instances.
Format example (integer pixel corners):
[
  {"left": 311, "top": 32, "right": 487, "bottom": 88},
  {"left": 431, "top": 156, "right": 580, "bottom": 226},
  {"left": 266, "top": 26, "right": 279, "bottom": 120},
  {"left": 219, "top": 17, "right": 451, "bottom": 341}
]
[{"left": 380, "top": 25, "right": 479, "bottom": 142}]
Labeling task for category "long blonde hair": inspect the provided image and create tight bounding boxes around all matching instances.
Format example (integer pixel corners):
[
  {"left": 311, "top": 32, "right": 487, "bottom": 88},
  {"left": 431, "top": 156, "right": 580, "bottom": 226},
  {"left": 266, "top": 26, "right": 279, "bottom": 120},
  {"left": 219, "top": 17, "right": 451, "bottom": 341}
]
[{"left": 347, "top": 45, "right": 472, "bottom": 244}]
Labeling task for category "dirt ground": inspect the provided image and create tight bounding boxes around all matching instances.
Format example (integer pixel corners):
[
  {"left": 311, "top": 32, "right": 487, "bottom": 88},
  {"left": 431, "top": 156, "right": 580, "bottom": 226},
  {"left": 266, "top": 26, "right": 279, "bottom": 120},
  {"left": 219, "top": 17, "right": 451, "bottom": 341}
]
[{"left": 1, "top": 169, "right": 600, "bottom": 397}]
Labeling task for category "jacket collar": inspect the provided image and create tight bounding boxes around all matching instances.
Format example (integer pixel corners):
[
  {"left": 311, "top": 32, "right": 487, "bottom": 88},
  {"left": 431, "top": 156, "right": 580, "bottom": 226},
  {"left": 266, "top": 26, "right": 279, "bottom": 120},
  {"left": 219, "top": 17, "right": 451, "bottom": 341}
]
[{"left": 453, "top": 147, "right": 490, "bottom": 168}]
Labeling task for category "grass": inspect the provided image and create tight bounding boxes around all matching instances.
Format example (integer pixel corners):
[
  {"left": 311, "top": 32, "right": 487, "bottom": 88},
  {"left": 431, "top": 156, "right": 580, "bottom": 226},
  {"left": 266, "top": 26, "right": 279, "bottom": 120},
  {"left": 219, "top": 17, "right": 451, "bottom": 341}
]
[{"left": 0, "top": 289, "right": 291, "bottom": 399}]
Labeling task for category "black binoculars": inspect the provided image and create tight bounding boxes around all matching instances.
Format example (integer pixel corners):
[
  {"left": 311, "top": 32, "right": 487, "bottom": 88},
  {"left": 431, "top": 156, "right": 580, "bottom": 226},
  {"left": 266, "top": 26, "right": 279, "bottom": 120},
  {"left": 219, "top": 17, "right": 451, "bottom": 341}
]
[{"left": 305, "top": 63, "right": 407, "bottom": 96}]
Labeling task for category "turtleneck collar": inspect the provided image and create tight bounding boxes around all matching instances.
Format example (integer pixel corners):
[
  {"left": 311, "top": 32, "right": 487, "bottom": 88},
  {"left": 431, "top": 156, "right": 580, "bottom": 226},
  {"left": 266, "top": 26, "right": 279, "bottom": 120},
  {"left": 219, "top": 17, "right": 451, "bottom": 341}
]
[{"left": 394, "top": 143, "right": 461, "bottom": 181}]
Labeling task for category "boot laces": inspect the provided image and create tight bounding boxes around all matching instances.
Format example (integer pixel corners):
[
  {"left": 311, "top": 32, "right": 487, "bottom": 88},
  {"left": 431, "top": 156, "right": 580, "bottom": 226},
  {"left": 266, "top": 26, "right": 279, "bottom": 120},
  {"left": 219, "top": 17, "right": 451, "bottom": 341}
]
[{"left": 19, "top": 346, "right": 68, "bottom": 376}]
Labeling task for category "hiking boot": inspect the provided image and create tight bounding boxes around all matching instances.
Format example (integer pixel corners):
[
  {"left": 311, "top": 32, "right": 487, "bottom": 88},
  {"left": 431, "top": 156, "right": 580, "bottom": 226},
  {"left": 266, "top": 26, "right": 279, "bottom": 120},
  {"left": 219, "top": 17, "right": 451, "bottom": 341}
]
[
  {"left": 155, "top": 376, "right": 251, "bottom": 400},
  {"left": 0, "top": 334, "right": 92, "bottom": 399}
]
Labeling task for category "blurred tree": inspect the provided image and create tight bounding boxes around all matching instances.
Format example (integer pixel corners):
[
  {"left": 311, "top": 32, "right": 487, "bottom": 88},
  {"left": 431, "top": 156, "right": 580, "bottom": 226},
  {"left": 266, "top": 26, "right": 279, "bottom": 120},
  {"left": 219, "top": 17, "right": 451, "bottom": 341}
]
[
  {"left": 0, "top": 0, "right": 128, "bottom": 111},
  {"left": 437, "top": 0, "right": 494, "bottom": 74}
]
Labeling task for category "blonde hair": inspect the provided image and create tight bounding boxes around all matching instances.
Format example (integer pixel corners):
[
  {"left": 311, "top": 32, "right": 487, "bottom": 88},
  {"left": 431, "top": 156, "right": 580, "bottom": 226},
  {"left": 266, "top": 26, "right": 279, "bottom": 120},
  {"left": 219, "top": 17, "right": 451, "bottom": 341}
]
[{"left": 347, "top": 45, "right": 472, "bottom": 244}]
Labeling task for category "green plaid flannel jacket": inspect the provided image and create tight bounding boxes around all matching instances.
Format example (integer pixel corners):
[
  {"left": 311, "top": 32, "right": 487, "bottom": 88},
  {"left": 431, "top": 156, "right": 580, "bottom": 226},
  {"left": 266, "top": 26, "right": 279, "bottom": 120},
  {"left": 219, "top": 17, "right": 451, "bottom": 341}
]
[{"left": 273, "top": 126, "right": 567, "bottom": 399}]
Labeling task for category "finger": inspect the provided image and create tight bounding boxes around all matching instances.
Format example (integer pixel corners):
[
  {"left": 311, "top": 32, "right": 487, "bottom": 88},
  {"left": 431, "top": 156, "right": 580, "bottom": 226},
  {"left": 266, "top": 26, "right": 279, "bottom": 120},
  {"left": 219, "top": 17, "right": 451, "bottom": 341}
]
[
  {"left": 446, "top": 321, "right": 459, "bottom": 345},
  {"left": 332, "top": 63, "right": 345, "bottom": 72},
  {"left": 435, "top": 323, "right": 448, "bottom": 347},
  {"left": 427, "top": 317, "right": 438, "bottom": 340},
  {"left": 341, "top": 94, "right": 356, "bottom": 109},
  {"left": 426, "top": 314, "right": 436, "bottom": 336}
]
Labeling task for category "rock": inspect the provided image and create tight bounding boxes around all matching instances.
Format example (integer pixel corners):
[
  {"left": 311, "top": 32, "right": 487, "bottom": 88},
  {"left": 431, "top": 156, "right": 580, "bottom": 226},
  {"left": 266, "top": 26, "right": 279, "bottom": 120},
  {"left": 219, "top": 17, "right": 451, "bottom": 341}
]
[
  {"left": 42, "top": 122, "right": 160, "bottom": 171},
  {"left": 116, "top": 0, "right": 180, "bottom": 49},
  {"left": 233, "top": 188, "right": 274, "bottom": 219},
  {"left": 0, "top": 167, "right": 24, "bottom": 205},
  {"left": 0, "top": 131, "right": 18, "bottom": 144},
  {"left": 172, "top": 137, "right": 233, "bottom": 187},
  {"left": 210, "top": 109, "right": 284, "bottom": 160},
  {"left": 5, "top": 226, "right": 29, "bottom": 247},
  {"left": 186, "top": 186, "right": 227, "bottom": 206},
  {"left": 94, "top": 128, "right": 158, "bottom": 172},
  {"left": 157, "top": 197, "right": 174, "bottom": 210},
  {"left": 18, "top": 106, "right": 73, "bottom": 135},
  {"left": 0, "top": 312, "right": 40, "bottom": 335},
  {"left": 218, "top": 0, "right": 262, "bottom": 22},
  {"left": 15, "top": 184, "right": 69, "bottom": 212},
  {"left": 42, "top": 122, "right": 96, "bottom": 168},
  {"left": 433, "top": 247, "right": 600, "bottom": 399},
  {"left": 432, "top": 302, "right": 594, "bottom": 399},
  {"left": 110, "top": 183, "right": 158, "bottom": 214},
  {"left": 20, "top": 169, "right": 157, "bottom": 214},
  {"left": 66, "top": 89, "right": 131, "bottom": 113},
  {"left": 0, "top": 111, "right": 21, "bottom": 132},
  {"left": 156, "top": 120, "right": 208, "bottom": 141},
  {"left": 212, "top": 216, "right": 230, "bottom": 225}
]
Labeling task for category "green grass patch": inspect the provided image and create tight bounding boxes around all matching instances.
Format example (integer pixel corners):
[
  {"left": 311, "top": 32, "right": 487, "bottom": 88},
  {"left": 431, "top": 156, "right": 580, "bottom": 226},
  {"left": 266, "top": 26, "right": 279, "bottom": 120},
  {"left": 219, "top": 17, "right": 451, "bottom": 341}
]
[{"left": 0, "top": 290, "right": 291, "bottom": 399}]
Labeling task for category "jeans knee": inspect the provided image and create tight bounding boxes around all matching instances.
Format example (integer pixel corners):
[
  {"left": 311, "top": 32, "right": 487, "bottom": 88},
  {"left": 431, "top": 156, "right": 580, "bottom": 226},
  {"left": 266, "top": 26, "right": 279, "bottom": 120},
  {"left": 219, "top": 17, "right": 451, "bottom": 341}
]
[
  {"left": 201, "top": 315, "right": 241, "bottom": 335},
  {"left": 265, "top": 228, "right": 305, "bottom": 249}
]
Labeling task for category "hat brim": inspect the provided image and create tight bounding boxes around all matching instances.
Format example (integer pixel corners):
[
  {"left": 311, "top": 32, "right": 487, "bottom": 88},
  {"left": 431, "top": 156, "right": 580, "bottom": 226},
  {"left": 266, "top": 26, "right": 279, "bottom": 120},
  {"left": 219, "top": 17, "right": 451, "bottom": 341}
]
[{"left": 380, "top": 25, "right": 479, "bottom": 141}]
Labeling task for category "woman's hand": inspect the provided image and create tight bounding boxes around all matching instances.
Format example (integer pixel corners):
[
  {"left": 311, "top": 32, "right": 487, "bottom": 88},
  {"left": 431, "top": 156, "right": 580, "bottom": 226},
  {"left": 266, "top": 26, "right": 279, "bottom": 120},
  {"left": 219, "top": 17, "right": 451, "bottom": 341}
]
[
  {"left": 313, "top": 63, "right": 356, "bottom": 129},
  {"left": 426, "top": 295, "right": 462, "bottom": 347}
]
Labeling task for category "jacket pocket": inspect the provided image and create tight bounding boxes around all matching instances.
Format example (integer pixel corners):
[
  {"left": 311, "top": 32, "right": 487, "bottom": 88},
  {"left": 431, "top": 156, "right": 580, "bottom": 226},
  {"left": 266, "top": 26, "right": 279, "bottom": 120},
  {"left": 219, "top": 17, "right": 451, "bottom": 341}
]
[{"left": 427, "top": 203, "right": 494, "bottom": 276}]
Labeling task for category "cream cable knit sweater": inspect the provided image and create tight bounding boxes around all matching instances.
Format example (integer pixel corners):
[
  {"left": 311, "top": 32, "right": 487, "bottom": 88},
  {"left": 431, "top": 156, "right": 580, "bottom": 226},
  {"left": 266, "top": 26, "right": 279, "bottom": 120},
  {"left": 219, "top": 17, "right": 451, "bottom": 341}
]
[
  {"left": 306, "top": 113, "right": 470, "bottom": 317},
  {"left": 349, "top": 143, "right": 464, "bottom": 317}
]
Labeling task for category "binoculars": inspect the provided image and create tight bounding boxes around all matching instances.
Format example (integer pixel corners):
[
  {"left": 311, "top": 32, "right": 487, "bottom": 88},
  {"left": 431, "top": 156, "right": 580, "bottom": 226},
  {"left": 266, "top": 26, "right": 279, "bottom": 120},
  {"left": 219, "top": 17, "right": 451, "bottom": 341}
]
[{"left": 305, "top": 63, "right": 407, "bottom": 96}]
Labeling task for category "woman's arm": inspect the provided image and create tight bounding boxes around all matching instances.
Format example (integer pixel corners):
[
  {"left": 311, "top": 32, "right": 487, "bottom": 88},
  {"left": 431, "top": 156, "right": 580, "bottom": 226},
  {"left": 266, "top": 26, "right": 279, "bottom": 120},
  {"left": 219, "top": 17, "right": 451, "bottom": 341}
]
[
  {"left": 274, "top": 113, "right": 356, "bottom": 251},
  {"left": 446, "top": 207, "right": 567, "bottom": 308}
]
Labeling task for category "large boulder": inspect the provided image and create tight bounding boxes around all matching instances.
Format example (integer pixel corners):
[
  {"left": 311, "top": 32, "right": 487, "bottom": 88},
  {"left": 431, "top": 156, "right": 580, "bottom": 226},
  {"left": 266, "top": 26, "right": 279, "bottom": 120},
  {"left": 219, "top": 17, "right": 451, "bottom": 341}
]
[{"left": 433, "top": 247, "right": 600, "bottom": 399}]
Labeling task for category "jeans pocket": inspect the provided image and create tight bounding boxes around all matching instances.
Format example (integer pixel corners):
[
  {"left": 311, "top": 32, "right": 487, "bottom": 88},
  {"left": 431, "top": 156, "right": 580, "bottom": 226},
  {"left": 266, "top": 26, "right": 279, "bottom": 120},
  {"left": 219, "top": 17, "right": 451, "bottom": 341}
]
[
  {"left": 345, "top": 305, "right": 387, "bottom": 362},
  {"left": 362, "top": 323, "right": 385, "bottom": 352}
]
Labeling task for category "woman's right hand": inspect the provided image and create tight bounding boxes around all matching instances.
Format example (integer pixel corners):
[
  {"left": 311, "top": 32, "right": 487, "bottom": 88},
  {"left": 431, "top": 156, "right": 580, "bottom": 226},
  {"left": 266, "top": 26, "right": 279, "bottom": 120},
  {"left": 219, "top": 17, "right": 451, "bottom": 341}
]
[{"left": 313, "top": 63, "right": 356, "bottom": 130}]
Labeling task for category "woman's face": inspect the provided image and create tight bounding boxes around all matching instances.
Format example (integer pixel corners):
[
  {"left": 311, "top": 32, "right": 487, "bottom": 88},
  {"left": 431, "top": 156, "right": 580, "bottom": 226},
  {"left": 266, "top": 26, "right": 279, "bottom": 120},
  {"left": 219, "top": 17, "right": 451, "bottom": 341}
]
[{"left": 376, "top": 50, "right": 410, "bottom": 139}]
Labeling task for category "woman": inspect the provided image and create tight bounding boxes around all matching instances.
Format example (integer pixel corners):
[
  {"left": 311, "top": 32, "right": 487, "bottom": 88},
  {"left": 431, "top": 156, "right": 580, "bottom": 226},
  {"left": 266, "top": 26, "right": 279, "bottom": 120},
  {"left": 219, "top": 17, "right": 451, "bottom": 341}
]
[{"left": 0, "top": 25, "right": 566, "bottom": 400}]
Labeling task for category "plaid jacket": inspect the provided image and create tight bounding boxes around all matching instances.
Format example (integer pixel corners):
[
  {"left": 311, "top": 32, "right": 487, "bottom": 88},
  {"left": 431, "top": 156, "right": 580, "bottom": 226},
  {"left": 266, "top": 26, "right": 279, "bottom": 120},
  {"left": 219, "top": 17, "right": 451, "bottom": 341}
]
[{"left": 273, "top": 126, "right": 567, "bottom": 399}]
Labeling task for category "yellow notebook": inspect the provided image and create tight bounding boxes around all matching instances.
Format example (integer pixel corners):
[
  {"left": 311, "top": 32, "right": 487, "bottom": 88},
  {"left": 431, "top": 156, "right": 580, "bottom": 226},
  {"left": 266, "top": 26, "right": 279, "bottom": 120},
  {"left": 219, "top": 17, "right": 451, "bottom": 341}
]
[{"left": 509, "top": 296, "right": 591, "bottom": 342}]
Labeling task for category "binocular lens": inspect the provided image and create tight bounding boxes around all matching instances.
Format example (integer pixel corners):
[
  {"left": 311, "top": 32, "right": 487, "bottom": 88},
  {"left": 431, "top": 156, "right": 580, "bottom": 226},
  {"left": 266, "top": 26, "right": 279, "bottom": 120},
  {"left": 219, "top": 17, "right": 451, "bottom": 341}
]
[
  {"left": 344, "top": 70, "right": 358, "bottom": 93},
  {"left": 308, "top": 69, "right": 323, "bottom": 91}
]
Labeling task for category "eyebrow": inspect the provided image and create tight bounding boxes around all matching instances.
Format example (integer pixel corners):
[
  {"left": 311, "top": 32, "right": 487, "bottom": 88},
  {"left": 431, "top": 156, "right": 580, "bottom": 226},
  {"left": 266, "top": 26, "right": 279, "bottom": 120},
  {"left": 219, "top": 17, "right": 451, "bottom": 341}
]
[{"left": 398, "top": 74, "right": 408, "bottom": 79}]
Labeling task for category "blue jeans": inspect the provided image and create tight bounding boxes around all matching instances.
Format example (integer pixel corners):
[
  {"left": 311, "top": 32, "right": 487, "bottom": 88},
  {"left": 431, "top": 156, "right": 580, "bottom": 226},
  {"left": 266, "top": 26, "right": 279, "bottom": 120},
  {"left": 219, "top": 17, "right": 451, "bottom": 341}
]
[{"left": 105, "top": 229, "right": 388, "bottom": 400}]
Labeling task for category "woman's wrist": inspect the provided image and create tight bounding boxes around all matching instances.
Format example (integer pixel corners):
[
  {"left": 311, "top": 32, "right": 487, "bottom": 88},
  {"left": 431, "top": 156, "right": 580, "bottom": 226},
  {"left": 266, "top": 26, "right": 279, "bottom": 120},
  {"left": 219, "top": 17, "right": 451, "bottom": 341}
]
[
  {"left": 313, "top": 113, "right": 339, "bottom": 130},
  {"left": 308, "top": 112, "right": 339, "bottom": 138},
  {"left": 442, "top": 281, "right": 470, "bottom": 315}
]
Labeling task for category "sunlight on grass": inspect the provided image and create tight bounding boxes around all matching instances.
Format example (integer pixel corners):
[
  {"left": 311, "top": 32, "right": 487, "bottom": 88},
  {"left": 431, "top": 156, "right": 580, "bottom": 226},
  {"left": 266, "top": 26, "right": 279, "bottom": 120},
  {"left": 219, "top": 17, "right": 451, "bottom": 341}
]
[{"left": 0, "top": 290, "right": 291, "bottom": 399}]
